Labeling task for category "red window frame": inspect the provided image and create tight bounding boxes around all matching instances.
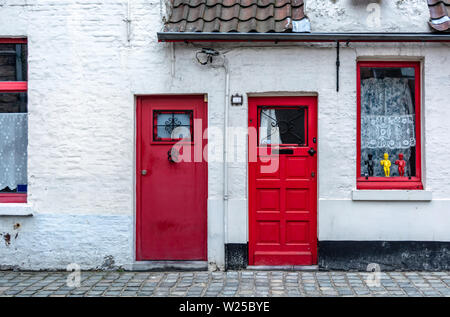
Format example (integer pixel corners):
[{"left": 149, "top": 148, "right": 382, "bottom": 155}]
[
  {"left": 0, "top": 38, "right": 28, "bottom": 203},
  {"left": 357, "top": 61, "right": 422, "bottom": 190}
]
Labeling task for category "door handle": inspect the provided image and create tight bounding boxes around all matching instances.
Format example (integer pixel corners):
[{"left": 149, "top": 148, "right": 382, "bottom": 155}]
[
  {"left": 168, "top": 149, "right": 175, "bottom": 163},
  {"left": 168, "top": 148, "right": 180, "bottom": 163},
  {"left": 308, "top": 147, "right": 317, "bottom": 156}
]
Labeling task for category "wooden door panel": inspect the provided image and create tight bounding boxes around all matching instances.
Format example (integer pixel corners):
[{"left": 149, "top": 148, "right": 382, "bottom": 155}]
[
  {"left": 286, "top": 157, "right": 310, "bottom": 178},
  {"left": 249, "top": 96, "right": 317, "bottom": 266}
]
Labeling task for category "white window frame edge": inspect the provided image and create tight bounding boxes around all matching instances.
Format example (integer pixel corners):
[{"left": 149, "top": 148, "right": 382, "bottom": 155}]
[
  {"left": 352, "top": 190, "right": 432, "bottom": 201},
  {"left": 0, "top": 203, "right": 34, "bottom": 216}
]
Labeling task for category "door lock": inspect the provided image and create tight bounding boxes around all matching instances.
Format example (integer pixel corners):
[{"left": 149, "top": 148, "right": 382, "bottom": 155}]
[
  {"left": 141, "top": 170, "right": 147, "bottom": 176},
  {"left": 308, "top": 147, "right": 317, "bottom": 156}
]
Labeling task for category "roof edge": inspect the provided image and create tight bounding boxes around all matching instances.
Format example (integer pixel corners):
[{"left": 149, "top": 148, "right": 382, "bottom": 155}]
[{"left": 157, "top": 32, "right": 450, "bottom": 42}]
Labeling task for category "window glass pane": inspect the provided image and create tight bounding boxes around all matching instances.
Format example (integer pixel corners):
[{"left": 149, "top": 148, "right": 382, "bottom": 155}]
[
  {"left": 0, "top": 93, "right": 28, "bottom": 193},
  {"left": 154, "top": 111, "right": 192, "bottom": 140},
  {"left": 0, "top": 93, "right": 27, "bottom": 113},
  {"left": 259, "top": 107, "right": 306, "bottom": 145},
  {"left": 156, "top": 113, "right": 190, "bottom": 126},
  {"left": 0, "top": 44, "right": 27, "bottom": 81},
  {"left": 156, "top": 125, "right": 191, "bottom": 139},
  {"left": 360, "top": 67, "right": 416, "bottom": 177}
]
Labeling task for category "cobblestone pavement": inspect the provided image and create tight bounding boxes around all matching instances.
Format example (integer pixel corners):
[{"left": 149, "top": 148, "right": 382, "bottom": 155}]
[{"left": 1, "top": 271, "right": 450, "bottom": 297}]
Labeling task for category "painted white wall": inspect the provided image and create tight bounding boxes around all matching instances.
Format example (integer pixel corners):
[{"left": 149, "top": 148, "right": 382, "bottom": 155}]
[
  {"left": 0, "top": 0, "right": 449, "bottom": 270},
  {"left": 306, "top": 0, "right": 431, "bottom": 32}
]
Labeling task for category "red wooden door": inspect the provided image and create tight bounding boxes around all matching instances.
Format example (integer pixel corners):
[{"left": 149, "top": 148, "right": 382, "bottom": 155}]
[
  {"left": 136, "top": 95, "right": 207, "bottom": 261},
  {"left": 248, "top": 96, "right": 317, "bottom": 266}
]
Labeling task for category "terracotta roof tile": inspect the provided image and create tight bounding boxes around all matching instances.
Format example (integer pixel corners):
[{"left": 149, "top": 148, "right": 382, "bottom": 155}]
[
  {"left": 165, "top": 0, "right": 308, "bottom": 33},
  {"left": 166, "top": 1, "right": 450, "bottom": 34},
  {"left": 428, "top": 0, "right": 450, "bottom": 32}
]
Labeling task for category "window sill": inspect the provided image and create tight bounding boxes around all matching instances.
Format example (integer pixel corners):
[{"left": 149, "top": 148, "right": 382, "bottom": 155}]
[
  {"left": 0, "top": 203, "right": 34, "bottom": 216},
  {"left": 352, "top": 190, "right": 432, "bottom": 201}
]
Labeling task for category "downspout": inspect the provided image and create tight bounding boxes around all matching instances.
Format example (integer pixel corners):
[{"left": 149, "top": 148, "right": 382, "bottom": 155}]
[
  {"left": 196, "top": 49, "right": 231, "bottom": 263},
  {"left": 124, "top": 0, "right": 132, "bottom": 45},
  {"left": 170, "top": 43, "right": 175, "bottom": 77},
  {"left": 222, "top": 57, "right": 230, "bottom": 247},
  {"left": 336, "top": 40, "right": 340, "bottom": 92},
  {"left": 211, "top": 55, "right": 230, "bottom": 248},
  {"left": 212, "top": 55, "right": 230, "bottom": 246}
]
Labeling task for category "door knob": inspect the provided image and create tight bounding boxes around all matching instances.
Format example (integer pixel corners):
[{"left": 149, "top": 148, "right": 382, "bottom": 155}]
[
  {"left": 308, "top": 147, "right": 317, "bottom": 156},
  {"left": 141, "top": 170, "right": 147, "bottom": 176},
  {"left": 168, "top": 150, "right": 175, "bottom": 163},
  {"left": 168, "top": 148, "right": 179, "bottom": 163}
]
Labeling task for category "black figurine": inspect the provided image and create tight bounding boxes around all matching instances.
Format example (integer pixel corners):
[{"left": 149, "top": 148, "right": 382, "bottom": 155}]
[{"left": 364, "top": 154, "right": 374, "bottom": 177}]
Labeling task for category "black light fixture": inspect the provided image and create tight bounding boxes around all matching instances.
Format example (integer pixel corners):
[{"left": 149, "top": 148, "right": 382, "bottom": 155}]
[{"left": 231, "top": 94, "right": 243, "bottom": 106}]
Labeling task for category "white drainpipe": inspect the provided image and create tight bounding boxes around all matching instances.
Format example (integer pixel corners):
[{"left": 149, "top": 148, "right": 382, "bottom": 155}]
[
  {"left": 198, "top": 51, "right": 231, "bottom": 249},
  {"left": 222, "top": 57, "right": 230, "bottom": 246},
  {"left": 124, "top": 0, "right": 132, "bottom": 44},
  {"left": 210, "top": 54, "right": 230, "bottom": 246}
]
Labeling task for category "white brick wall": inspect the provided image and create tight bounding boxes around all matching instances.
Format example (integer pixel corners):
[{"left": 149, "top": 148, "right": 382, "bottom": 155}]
[{"left": 0, "top": 1, "right": 449, "bottom": 269}]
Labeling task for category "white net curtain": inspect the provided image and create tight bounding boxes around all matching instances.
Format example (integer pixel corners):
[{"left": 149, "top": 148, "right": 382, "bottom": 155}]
[
  {"left": 360, "top": 77, "right": 416, "bottom": 177},
  {"left": 0, "top": 113, "right": 28, "bottom": 191},
  {"left": 260, "top": 109, "right": 281, "bottom": 145}
]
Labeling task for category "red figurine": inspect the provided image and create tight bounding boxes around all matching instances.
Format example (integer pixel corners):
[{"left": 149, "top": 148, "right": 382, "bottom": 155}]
[{"left": 395, "top": 153, "right": 406, "bottom": 177}]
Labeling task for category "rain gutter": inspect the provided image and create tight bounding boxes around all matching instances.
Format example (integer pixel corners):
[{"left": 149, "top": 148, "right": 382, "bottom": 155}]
[{"left": 157, "top": 32, "right": 450, "bottom": 43}]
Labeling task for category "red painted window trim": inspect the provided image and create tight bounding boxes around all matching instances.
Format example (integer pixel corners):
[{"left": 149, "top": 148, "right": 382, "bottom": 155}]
[
  {"left": 357, "top": 61, "right": 423, "bottom": 190},
  {"left": 0, "top": 194, "right": 27, "bottom": 203},
  {"left": 0, "top": 38, "right": 27, "bottom": 44},
  {"left": 0, "top": 82, "right": 27, "bottom": 92},
  {"left": 0, "top": 38, "right": 28, "bottom": 203}
]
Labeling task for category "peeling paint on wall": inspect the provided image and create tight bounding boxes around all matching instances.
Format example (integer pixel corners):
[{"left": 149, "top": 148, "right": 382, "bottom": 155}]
[{"left": 2, "top": 233, "right": 11, "bottom": 246}]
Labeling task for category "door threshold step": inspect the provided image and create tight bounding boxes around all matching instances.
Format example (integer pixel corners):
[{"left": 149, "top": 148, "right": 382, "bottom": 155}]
[
  {"left": 132, "top": 261, "right": 208, "bottom": 271},
  {"left": 246, "top": 265, "right": 319, "bottom": 271}
]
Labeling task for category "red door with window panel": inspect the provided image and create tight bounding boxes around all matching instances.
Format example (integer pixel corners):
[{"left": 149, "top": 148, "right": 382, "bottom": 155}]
[
  {"left": 248, "top": 96, "right": 317, "bottom": 266},
  {"left": 136, "top": 95, "right": 207, "bottom": 261}
]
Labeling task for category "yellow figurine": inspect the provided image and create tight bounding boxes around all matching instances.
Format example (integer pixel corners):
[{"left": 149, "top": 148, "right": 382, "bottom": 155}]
[{"left": 380, "top": 153, "right": 391, "bottom": 177}]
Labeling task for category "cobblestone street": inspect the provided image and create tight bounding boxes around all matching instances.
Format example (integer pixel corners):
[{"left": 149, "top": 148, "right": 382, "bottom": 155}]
[{"left": 1, "top": 271, "right": 450, "bottom": 297}]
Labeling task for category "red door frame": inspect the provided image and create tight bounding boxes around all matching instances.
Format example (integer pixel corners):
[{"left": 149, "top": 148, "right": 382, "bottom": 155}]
[
  {"left": 248, "top": 96, "right": 318, "bottom": 265},
  {"left": 135, "top": 95, "right": 208, "bottom": 261},
  {"left": 356, "top": 61, "right": 422, "bottom": 190}
]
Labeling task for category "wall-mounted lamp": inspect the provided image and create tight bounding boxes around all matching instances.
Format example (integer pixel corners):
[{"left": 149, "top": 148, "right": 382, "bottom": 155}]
[{"left": 231, "top": 94, "right": 243, "bottom": 106}]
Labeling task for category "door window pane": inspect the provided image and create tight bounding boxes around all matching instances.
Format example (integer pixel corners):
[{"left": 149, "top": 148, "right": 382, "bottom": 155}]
[
  {"left": 154, "top": 111, "right": 192, "bottom": 141},
  {"left": 0, "top": 44, "right": 27, "bottom": 81},
  {"left": 360, "top": 67, "right": 416, "bottom": 177},
  {"left": 259, "top": 107, "right": 306, "bottom": 145}
]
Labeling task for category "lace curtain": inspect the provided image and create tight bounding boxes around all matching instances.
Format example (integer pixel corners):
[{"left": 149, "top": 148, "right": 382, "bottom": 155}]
[
  {"left": 361, "top": 77, "right": 415, "bottom": 177},
  {"left": 260, "top": 109, "right": 281, "bottom": 145},
  {"left": 0, "top": 113, "right": 28, "bottom": 190}
]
